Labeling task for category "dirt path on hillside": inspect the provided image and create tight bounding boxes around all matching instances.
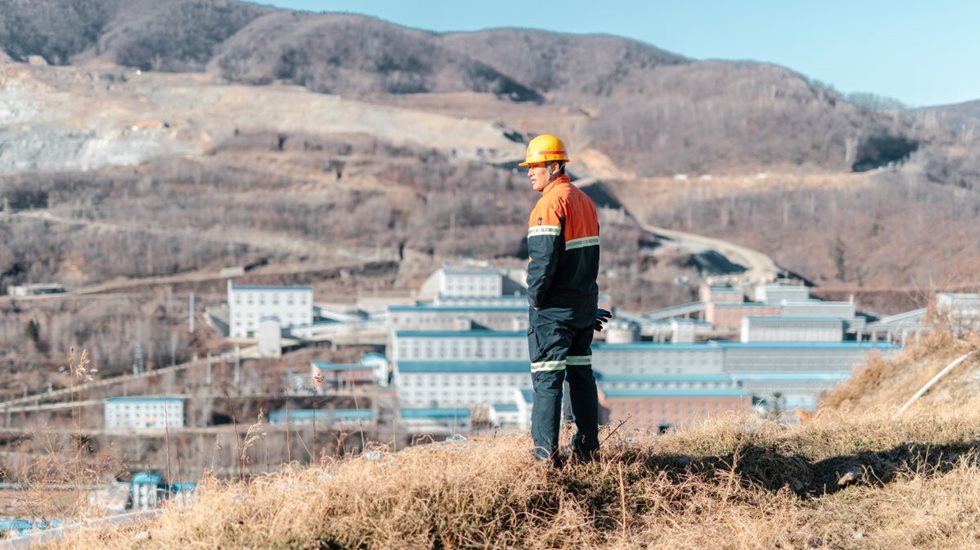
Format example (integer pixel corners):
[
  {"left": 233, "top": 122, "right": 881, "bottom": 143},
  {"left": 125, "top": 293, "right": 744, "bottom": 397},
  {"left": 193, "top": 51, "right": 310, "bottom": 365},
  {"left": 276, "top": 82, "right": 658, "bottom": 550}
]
[
  {"left": 579, "top": 178, "right": 781, "bottom": 285},
  {"left": 640, "top": 222, "right": 780, "bottom": 285}
]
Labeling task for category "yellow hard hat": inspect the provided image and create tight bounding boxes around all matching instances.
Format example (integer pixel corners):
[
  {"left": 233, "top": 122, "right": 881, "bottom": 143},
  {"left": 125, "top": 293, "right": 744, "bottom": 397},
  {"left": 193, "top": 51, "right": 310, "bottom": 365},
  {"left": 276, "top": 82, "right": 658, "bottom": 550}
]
[{"left": 519, "top": 134, "right": 570, "bottom": 167}]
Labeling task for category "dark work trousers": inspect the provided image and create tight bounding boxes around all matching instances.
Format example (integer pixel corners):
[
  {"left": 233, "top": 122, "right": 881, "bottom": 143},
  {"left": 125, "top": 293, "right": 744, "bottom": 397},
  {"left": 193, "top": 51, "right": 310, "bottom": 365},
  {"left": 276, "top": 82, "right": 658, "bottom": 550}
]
[{"left": 528, "top": 307, "right": 600, "bottom": 461}]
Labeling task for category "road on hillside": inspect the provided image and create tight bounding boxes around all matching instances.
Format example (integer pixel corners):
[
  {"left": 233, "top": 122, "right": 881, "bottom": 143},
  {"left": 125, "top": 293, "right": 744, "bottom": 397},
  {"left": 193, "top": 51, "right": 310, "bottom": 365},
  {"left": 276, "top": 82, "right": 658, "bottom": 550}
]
[
  {"left": 641, "top": 223, "right": 780, "bottom": 285},
  {"left": 576, "top": 178, "right": 780, "bottom": 285}
]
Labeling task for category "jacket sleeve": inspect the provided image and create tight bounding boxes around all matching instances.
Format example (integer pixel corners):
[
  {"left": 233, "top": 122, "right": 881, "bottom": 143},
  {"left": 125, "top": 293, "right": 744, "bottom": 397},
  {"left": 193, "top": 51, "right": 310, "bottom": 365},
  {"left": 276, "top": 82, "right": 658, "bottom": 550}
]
[{"left": 526, "top": 200, "right": 564, "bottom": 309}]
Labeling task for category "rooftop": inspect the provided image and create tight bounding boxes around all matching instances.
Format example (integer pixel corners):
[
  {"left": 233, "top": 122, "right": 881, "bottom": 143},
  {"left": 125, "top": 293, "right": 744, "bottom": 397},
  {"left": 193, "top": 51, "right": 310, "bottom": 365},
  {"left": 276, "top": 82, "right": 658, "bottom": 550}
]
[
  {"left": 520, "top": 388, "right": 533, "bottom": 403},
  {"left": 714, "top": 341, "right": 900, "bottom": 350},
  {"left": 229, "top": 283, "right": 313, "bottom": 292},
  {"left": 400, "top": 408, "right": 471, "bottom": 419},
  {"left": 105, "top": 396, "right": 184, "bottom": 403},
  {"left": 595, "top": 341, "right": 899, "bottom": 351},
  {"left": 603, "top": 388, "right": 752, "bottom": 398},
  {"left": 730, "top": 371, "right": 852, "bottom": 381},
  {"left": 388, "top": 305, "right": 527, "bottom": 313},
  {"left": 268, "top": 409, "right": 373, "bottom": 422},
  {"left": 593, "top": 342, "right": 723, "bottom": 352},
  {"left": 397, "top": 361, "right": 529, "bottom": 374},
  {"left": 744, "top": 316, "right": 844, "bottom": 323},
  {"left": 596, "top": 373, "right": 735, "bottom": 383},
  {"left": 395, "top": 330, "right": 525, "bottom": 339}
]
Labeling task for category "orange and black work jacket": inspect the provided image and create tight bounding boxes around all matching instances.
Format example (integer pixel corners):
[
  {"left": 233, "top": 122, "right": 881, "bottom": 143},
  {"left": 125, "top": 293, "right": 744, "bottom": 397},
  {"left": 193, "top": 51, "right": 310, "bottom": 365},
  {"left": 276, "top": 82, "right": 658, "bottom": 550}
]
[{"left": 526, "top": 175, "right": 600, "bottom": 313}]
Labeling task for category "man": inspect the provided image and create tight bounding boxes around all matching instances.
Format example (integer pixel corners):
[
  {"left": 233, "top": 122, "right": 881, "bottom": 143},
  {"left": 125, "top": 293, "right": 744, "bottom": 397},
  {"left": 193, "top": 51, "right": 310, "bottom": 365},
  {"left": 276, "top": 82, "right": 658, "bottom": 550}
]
[{"left": 521, "top": 134, "right": 606, "bottom": 463}]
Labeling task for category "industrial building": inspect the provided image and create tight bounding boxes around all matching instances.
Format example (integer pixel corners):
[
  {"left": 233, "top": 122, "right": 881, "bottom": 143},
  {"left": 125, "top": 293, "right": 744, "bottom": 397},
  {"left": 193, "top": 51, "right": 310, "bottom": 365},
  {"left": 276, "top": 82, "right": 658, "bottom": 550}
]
[
  {"left": 383, "top": 271, "right": 906, "bottom": 433},
  {"left": 937, "top": 293, "right": 980, "bottom": 329},
  {"left": 395, "top": 360, "right": 528, "bottom": 407},
  {"left": 741, "top": 316, "right": 843, "bottom": 343},
  {"left": 104, "top": 396, "right": 185, "bottom": 430},
  {"left": 388, "top": 304, "right": 528, "bottom": 332},
  {"left": 391, "top": 330, "right": 528, "bottom": 362},
  {"left": 227, "top": 281, "right": 313, "bottom": 338}
]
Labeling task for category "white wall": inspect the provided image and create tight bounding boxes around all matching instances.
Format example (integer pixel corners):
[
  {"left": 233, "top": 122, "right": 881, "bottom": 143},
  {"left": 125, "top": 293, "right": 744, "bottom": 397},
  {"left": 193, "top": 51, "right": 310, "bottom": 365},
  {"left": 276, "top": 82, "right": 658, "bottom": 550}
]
[
  {"left": 228, "top": 282, "right": 313, "bottom": 338},
  {"left": 393, "top": 334, "right": 528, "bottom": 362},
  {"left": 105, "top": 399, "right": 185, "bottom": 429}
]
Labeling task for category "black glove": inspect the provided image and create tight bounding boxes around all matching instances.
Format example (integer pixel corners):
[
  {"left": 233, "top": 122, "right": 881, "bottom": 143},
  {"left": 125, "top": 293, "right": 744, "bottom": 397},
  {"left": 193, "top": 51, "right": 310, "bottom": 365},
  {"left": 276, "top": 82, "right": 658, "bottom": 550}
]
[{"left": 593, "top": 308, "right": 613, "bottom": 332}]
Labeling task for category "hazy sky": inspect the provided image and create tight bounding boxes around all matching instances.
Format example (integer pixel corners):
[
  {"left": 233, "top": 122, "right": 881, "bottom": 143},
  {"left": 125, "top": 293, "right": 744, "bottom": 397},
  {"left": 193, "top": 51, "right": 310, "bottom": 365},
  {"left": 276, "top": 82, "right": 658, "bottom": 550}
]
[{"left": 256, "top": 1, "right": 979, "bottom": 108}]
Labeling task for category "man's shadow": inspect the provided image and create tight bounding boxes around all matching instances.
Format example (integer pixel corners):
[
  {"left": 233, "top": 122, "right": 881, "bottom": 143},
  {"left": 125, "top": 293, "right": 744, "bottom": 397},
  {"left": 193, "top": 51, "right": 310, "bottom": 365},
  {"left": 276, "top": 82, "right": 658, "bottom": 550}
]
[{"left": 610, "top": 440, "right": 980, "bottom": 497}]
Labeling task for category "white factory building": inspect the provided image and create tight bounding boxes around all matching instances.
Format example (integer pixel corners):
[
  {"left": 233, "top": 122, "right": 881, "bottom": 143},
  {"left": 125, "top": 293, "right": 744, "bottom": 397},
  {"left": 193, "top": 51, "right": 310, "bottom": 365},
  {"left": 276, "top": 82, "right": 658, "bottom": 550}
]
[
  {"left": 385, "top": 270, "right": 910, "bottom": 432},
  {"left": 104, "top": 397, "right": 185, "bottom": 430},
  {"left": 937, "top": 293, "right": 980, "bottom": 330},
  {"left": 391, "top": 330, "right": 528, "bottom": 362},
  {"left": 395, "top": 360, "right": 529, "bottom": 407},
  {"left": 388, "top": 304, "right": 528, "bottom": 332},
  {"left": 227, "top": 281, "right": 313, "bottom": 338}
]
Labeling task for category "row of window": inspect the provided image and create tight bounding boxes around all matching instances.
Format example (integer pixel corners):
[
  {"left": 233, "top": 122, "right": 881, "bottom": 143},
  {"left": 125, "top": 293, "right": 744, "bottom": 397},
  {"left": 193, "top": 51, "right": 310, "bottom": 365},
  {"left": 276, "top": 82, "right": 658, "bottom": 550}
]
[
  {"left": 398, "top": 375, "right": 526, "bottom": 386},
  {"left": 606, "top": 381, "right": 732, "bottom": 390},
  {"left": 232, "top": 293, "right": 310, "bottom": 306}
]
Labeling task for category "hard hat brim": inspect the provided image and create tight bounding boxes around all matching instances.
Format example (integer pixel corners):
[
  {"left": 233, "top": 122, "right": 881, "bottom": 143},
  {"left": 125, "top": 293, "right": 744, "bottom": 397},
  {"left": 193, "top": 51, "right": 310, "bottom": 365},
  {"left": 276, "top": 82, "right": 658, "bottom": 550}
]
[{"left": 518, "top": 158, "right": 571, "bottom": 167}]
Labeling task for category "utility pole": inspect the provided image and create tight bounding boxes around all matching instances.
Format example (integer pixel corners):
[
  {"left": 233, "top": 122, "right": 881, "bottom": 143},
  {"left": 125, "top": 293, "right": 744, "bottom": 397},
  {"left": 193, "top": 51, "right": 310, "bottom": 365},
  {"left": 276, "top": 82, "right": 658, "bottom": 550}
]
[
  {"left": 206, "top": 352, "right": 213, "bottom": 386},
  {"left": 234, "top": 344, "right": 241, "bottom": 388},
  {"left": 133, "top": 339, "right": 144, "bottom": 375},
  {"left": 188, "top": 292, "right": 196, "bottom": 333}
]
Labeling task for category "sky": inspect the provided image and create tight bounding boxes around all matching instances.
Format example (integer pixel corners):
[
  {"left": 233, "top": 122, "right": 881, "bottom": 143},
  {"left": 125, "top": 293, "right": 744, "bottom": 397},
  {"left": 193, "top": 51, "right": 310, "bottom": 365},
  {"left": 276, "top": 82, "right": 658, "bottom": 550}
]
[{"left": 256, "top": 1, "right": 980, "bottom": 108}]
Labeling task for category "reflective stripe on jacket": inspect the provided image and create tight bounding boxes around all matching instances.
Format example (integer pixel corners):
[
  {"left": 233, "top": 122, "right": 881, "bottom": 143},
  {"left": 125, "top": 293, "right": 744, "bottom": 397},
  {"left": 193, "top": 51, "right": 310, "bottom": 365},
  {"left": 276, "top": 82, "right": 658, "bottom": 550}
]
[{"left": 526, "top": 174, "right": 600, "bottom": 312}]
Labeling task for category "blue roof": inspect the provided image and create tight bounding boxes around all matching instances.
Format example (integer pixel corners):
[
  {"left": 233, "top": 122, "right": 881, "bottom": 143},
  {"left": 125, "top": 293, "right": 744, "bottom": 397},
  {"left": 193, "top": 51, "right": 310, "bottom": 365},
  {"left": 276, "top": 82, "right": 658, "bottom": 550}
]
[
  {"left": 603, "top": 388, "right": 751, "bottom": 398},
  {"left": 520, "top": 388, "right": 533, "bottom": 403},
  {"left": 596, "top": 373, "right": 735, "bottom": 383},
  {"left": 311, "top": 360, "right": 374, "bottom": 371},
  {"left": 230, "top": 284, "right": 313, "bottom": 292},
  {"left": 595, "top": 341, "right": 898, "bottom": 351},
  {"left": 593, "top": 342, "right": 722, "bottom": 352},
  {"left": 132, "top": 472, "right": 162, "bottom": 485},
  {"left": 395, "top": 330, "right": 525, "bottom": 339},
  {"left": 362, "top": 352, "right": 387, "bottom": 360},
  {"left": 400, "top": 408, "right": 471, "bottom": 419},
  {"left": 492, "top": 403, "right": 519, "bottom": 412},
  {"left": 397, "top": 361, "right": 529, "bottom": 374},
  {"left": 714, "top": 342, "right": 900, "bottom": 350},
  {"left": 712, "top": 302, "right": 772, "bottom": 308},
  {"left": 388, "top": 305, "right": 526, "bottom": 313},
  {"left": 709, "top": 286, "right": 741, "bottom": 293},
  {"left": 269, "top": 409, "right": 373, "bottom": 422},
  {"left": 106, "top": 396, "right": 184, "bottom": 403},
  {"left": 731, "top": 371, "right": 852, "bottom": 381},
  {"left": 745, "top": 316, "right": 843, "bottom": 323}
]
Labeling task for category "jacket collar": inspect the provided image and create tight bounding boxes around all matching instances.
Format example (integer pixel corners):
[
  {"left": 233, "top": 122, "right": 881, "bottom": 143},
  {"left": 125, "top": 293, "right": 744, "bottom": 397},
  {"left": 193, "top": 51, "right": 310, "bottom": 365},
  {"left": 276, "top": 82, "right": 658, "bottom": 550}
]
[{"left": 541, "top": 174, "right": 570, "bottom": 195}]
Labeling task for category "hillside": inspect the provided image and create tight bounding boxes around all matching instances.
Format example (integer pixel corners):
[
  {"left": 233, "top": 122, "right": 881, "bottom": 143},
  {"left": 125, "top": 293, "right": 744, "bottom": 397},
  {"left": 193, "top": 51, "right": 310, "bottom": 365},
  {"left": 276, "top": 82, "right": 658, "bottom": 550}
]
[
  {"left": 822, "top": 327, "right": 980, "bottom": 413},
  {"left": 51, "top": 408, "right": 980, "bottom": 549},
  {"left": 0, "top": 0, "right": 924, "bottom": 177}
]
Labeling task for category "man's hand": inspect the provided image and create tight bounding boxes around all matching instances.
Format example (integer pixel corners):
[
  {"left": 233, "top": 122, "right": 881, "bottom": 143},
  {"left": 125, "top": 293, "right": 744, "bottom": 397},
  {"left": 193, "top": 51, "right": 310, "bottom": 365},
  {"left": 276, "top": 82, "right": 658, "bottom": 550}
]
[{"left": 593, "top": 308, "right": 613, "bottom": 332}]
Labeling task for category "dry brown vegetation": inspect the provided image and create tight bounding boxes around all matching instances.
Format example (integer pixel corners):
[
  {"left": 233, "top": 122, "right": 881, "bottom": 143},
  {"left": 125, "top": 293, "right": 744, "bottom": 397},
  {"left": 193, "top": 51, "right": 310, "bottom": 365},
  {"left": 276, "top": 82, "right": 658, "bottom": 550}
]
[
  {"left": 822, "top": 326, "right": 980, "bottom": 413},
  {"left": 45, "top": 407, "right": 980, "bottom": 549},
  {"left": 607, "top": 168, "right": 980, "bottom": 313}
]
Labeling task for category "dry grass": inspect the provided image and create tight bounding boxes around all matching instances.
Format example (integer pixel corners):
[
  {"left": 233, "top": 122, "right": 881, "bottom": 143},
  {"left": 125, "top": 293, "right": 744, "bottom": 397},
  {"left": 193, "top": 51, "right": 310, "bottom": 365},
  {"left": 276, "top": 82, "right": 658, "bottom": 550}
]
[
  {"left": 49, "top": 407, "right": 980, "bottom": 549},
  {"left": 822, "top": 328, "right": 980, "bottom": 413}
]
